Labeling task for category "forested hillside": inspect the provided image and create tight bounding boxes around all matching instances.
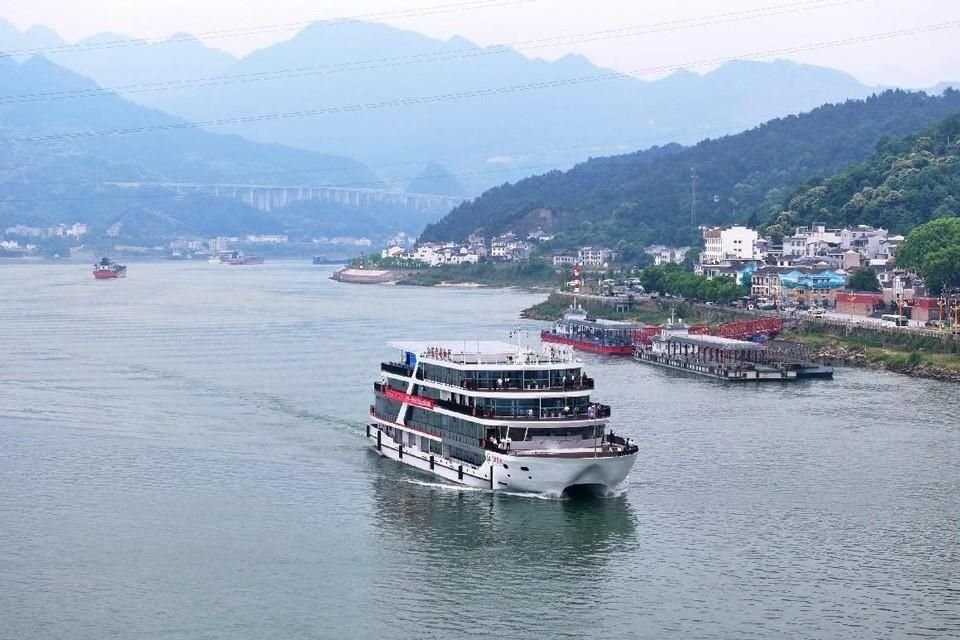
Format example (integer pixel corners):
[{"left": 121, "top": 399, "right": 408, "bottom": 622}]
[
  {"left": 420, "top": 90, "right": 960, "bottom": 253},
  {"left": 765, "top": 113, "right": 960, "bottom": 237}
]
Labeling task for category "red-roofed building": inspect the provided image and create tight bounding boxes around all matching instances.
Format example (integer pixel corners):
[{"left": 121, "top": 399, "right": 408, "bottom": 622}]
[{"left": 836, "top": 292, "right": 884, "bottom": 317}]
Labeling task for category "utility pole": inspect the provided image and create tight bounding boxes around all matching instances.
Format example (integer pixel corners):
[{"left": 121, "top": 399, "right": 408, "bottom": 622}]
[{"left": 690, "top": 168, "right": 698, "bottom": 226}]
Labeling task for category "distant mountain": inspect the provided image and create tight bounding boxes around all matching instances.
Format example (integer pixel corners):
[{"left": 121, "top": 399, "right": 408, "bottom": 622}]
[
  {"left": 766, "top": 111, "right": 960, "bottom": 237},
  {"left": 23, "top": 20, "right": 880, "bottom": 193},
  {"left": 406, "top": 162, "right": 466, "bottom": 197},
  {"left": 0, "top": 55, "right": 376, "bottom": 185},
  {"left": 0, "top": 55, "right": 438, "bottom": 242},
  {"left": 419, "top": 90, "right": 960, "bottom": 253},
  {"left": 48, "top": 32, "right": 237, "bottom": 110},
  {"left": 0, "top": 18, "right": 65, "bottom": 60}
]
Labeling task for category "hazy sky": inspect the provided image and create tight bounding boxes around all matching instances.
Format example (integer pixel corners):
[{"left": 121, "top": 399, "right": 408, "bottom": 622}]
[{"left": 1, "top": 0, "right": 958, "bottom": 87}]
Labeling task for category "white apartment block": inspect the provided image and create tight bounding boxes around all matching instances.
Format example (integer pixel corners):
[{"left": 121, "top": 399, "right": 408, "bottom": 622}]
[
  {"left": 645, "top": 245, "right": 689, "bottom": 266},
  {"left": 245, "top": 234, "right": 288, "bottom": 244},
  {"left": 578, "top": 247, "right": 617, "bottom": 267},
  {"left": 701, "top": 226, "right": 759, "bottom": 263},
  {"left": 782, "top": 224, "right": 843, "bottom": 258}
]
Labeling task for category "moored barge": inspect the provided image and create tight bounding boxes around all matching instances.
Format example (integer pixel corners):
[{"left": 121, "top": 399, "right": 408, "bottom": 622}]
[{"left": 634, "top": 319, "right": 831, "bottom": 381}]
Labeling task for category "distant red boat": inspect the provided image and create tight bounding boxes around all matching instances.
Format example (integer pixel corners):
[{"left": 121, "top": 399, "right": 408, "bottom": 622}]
[{"left": 92, "top": 257, "right": 127, "bottom": 279}]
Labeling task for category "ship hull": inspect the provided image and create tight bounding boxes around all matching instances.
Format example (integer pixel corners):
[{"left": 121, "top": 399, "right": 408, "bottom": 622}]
[
  {"left": 367, "top": 425, "right": 635, "bottom": 494},
  {"left": 540, "top": 331, "right": 633, "bottom": 356},
  {"left": 93, "top": 269, "right": 125, "bottom": 279}
]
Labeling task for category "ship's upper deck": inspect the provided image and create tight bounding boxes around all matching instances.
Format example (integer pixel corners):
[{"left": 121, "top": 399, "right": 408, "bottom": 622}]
[{"left": 388, "top": 340, "right": 578, "bottom": 368}]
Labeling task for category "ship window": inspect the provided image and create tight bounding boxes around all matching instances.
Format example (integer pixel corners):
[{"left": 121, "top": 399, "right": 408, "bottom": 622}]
[
  {"left": 520, "top": 466, "right": 529, "bottom": 471},
  {"left": 502, "top": 464, "right": 508, "bottom": 469}
]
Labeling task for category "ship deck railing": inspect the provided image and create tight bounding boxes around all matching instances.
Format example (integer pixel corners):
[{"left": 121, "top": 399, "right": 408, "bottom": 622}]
[
  {"left": 445, "top": 378, "right": 595, "bottom": 393},
  {"left": 542, "top": 330, "right": 634, "bottom": 347},
  {"left": 381, "top": 363, "right": 596, "bottom": 392},
  {"left": 430, "top": 393, "right": 611, "bottom": 421},
  {"left": 373, "top": 384, "right": 610, "bottom": 420}
]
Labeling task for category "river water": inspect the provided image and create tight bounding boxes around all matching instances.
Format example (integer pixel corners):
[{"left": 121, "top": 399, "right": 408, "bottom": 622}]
[{"left": 1, "top": 261, "right": 957, "bottom": 640}]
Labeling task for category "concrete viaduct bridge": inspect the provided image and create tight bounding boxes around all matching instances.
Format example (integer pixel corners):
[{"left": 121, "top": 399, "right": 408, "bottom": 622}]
[{"left": 108, "top": 182, "right": 467, "bottom": 213}]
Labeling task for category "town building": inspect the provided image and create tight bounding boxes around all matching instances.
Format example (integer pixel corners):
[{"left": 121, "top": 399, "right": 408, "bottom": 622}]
[
  {"left": 750, "top": 266, "right": 847, "bottom": 307},
  {"left": 696, "top": 259, "right": 758, "bottom": 283},
  {"left": 490, "top": 233, "right": 532, "bottom": 262},
  {"left": 578, "top": 247, "right": 618, "bottom": 268},
  {"left": 836, "top": 292, "right": 884, "bottom": 317},
  {"left": 782, "top": 224, "right": 843, "bottom": 258},
  {"left": 245, "top": 234, "right": 288, "bottom": 244},
  {"left": 701, "top": 226, "right": 760, "bottom": 263},
  {"left": 645, "top": 245, "right": 689, "bottom": 266}
]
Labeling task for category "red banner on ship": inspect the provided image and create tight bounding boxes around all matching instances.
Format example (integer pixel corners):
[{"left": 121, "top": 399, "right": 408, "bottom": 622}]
[{"left": 384, "top": 388, "right": 435, "bottom": 409}]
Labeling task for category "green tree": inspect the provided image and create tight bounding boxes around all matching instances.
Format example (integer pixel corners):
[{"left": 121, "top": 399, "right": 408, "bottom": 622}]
[
  {"left": 921, "top": 245, "right": 960, "bottom": 294},
  {"left": 897, "top": 217, "right": 960, "bottom": 294},
  {"left": 846, "top": 267, "right": 881, "bottom": 292}
]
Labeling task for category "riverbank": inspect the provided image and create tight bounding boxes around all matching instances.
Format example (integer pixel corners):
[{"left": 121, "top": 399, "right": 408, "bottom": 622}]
[
  {"left": 788, "top": 330, "right": 960, "bottom": 383},
  {"left": 349, "top": 260, "right": 562, "bottom": 288}
]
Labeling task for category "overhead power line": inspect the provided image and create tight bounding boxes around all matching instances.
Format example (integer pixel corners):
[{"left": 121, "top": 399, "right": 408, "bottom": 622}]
[
  {"left": 0, "top": 0, "right": 538, "bottom": 59},
  {"left": 5, "top": 18, "right": 959, "bottom": 145},
  {"left": 0, "top": 0, "right": 864, "bottom": 105}
]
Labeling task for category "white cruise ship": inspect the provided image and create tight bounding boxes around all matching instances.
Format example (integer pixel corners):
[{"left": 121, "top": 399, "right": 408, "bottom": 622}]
[{"left": 368, "top": 340, "right": 638, "bottom": 495}]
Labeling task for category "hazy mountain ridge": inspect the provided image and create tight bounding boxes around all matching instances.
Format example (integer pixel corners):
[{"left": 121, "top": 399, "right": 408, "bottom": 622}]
[
  {"left": 1, "top": 18, "right": 885, "bottom": 194},
  {"left": 0, "top": 54, "right": 432, "bottom": 242},
  {"left": 419, "top": 89, "right": 960, "bottom": 251}
]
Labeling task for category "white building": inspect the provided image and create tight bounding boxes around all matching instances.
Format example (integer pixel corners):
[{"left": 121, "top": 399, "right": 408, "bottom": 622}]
[
  {"left": 53, "top": 222, "right": 87, "bottom": 238},
  {"left": 645, "top": 245, "right": 689, "bottom": 266},
  {"left": 245, "top": 234, "right": 288, "bottom": 244},
  {"left": 491, "top": 233, "right": 531, "bottom": 262},
  {"left": 578, "top": 247, "right": 618, "bottom": 267},
  {"left": 782, "top": 224, "right": 843, "bottom": 258},
  {"left": 701, "top": 226, "right": 760, "bottom": 263}
]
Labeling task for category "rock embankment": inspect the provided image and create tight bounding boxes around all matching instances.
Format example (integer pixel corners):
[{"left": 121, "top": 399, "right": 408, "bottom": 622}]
[
  {"left": 811, "top": 344, "right": 867, "bottom": 365},
  {"left": 811, "top": 343, "right": 960, "bottom": 383}
]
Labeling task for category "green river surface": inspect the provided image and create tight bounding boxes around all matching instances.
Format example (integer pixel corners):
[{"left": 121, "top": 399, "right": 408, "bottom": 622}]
[{"left": 1, "top": 261, "right": 957, "bottom": 639}]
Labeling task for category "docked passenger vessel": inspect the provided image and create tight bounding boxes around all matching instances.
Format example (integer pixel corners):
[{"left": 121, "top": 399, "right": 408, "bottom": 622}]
[
  {"left": 541, "top": 307, "right": 644, "bottom": 356},
  {"left": 368, "top": 340, "right": 638, "bottom": 494}
]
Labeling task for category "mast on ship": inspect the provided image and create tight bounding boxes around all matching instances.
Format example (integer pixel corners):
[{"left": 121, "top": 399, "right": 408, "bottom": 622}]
[{"left": 572, "top": 261, "right": 582, "bottom": 310}]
